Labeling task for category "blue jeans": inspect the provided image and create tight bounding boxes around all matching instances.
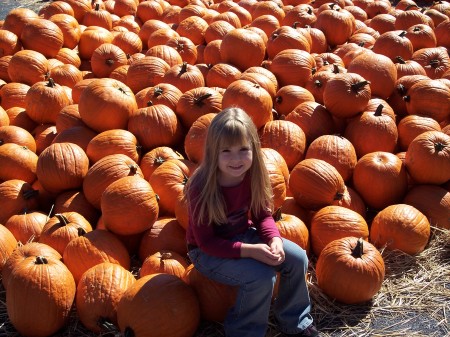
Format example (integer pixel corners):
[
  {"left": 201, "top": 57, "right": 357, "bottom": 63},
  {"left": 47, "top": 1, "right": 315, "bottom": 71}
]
[{"left": 188, "top": 227, "right": 313, "bottom": 337}]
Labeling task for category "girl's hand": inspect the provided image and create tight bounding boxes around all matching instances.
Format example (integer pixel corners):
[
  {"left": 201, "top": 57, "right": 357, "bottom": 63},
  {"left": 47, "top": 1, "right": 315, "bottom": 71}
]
[
  {"left": 269, "top": 236, "right": 285, "bottom": 261},
  {"left": 240, "top": 242, "right": 284, "bottom": 266}
]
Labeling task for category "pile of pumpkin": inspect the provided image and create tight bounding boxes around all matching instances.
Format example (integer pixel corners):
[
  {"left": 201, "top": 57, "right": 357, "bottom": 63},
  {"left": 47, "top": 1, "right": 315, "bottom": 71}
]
[{"left": 0, "top": 0, "right": 449, "bottom": 335}]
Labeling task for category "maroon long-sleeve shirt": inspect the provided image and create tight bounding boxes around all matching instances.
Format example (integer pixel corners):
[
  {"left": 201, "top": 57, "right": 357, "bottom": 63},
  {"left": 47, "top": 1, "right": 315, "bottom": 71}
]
[{"left": 186, "top": 174, "right": 281, "bottom": 258}]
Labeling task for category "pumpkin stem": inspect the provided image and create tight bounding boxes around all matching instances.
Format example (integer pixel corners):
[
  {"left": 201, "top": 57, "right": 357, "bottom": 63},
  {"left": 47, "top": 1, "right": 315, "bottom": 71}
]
[
  {"left": 273, "top": 207, "right": 282, "bottom": 221},
  {"left": 180, "top": 62, "right": 188, "bottom": 74},
  {"left": 46, "top": 78, "right": 56, "bottom": 87},
  {"left": 194, "top": 93, "right": 212, "bottom": 106},
  {"left": 275, "top": 96, "right": 282, "bottom": 104},
  {"left": 351, "top": 238, "right": 365, "bottom": 259},
  {"left": 334, "top": 192, "right": 344, "bottom": 200},
  {"left": 396, "top": 84, "right": 407, "bottom": 96},
  {"left": 35, "top": 256, "right": 48, "bottom": 265},
  {"left": 55, "top": 213, "right": 69, "bottom": 226},
  {"left": 154, "top": 156, "right": 165, "bottom": 165},
  {"left": 97, "top": 317, "right": 119, "bottom": 333},
  {"left": 358, "top": 41, "right": 365, "bottom": 47},
  {"left": 124, "top": 327, "right": 135, "bottom": 337},
  {"left": 398, "top": 30, "right": 407, "bottom": 37},
  {"left": 430, "top": 59, "right": 440, "bottom": 68},
  {"left": 146, "top": 100, "right": 154, "bottom": 107},
  {"left": 77, "top": 227, "right": 87, "bottom": 236},
  {"left": 314, "top": 79, "right": 323, "bottom": 88},
  {"left": 435, "top": 142, "right": 445, "bottom": 152},
  {"left": 128, "top": 164, "right": 138, "bottom": 175},
  {"left": 351, "top": 80, "right": 370, "bottom": 92},
  {"left": 105, "top": 58, "right": 115, "bottom": 66},
  {"left": 402, "top": 95, "right": 410, "bottom": 102},
  {"left": 395, "top": 56, "right": 406, "bottom": 64},
  {"left": 374, "top": 104, "right": 384, "bottom": 116},
  {"left": 332, "top": 63, "right": 340, "bottom": 74},
  {"left": 153, "top": 87, "right": 163, "bottom": 97}
]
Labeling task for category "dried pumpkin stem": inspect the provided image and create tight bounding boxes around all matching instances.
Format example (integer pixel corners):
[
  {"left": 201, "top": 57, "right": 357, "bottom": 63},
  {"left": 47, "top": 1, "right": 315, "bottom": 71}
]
[
  {"left": 435, "top": 142, "right": 445, "bottom": 152},
  {"left": 55, "top": 213, "right": 69, "bottom": 226},
  {"left": 351, "top": 80, "right": 370, "bottom": 92},
  {"left": 194, "top": 93, "right": 212, "bottom": 106},
  {"left": 351, "top": 238, "right": 364, "bottom": 259},
  {"left": 374, "top": 104, "right": 384, "bottom": 116},
  {"left": 35, "top": 256, "right": 48, "bottom": 265}
]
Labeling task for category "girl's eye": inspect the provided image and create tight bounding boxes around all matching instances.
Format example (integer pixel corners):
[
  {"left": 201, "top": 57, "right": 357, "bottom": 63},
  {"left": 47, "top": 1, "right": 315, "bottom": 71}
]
[
  {"left": 240, "top": 147, "right": 250, "bottom": 152},
  {"left": 222, "top": 149, "right": 230, "bottom": 153}
]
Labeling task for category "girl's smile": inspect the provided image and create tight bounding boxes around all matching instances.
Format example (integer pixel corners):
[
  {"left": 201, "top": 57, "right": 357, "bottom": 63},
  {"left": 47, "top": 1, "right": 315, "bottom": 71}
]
[{"left": 218, "top": 142, "right": 253, "bottom": 187}]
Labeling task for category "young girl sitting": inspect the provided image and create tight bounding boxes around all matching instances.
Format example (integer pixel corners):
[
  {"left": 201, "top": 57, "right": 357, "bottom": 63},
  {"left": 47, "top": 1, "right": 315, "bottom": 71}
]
[{"left": 185, "top": 107, "right": 318, "bottom": 337}]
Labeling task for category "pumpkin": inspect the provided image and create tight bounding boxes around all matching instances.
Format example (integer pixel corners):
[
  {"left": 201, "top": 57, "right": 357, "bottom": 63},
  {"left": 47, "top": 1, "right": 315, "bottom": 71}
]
[
  {"left": 128, "top": 104, "right": 184, "bottom": 152},
  {"left": 139, "top": 217, "right": 187, "bottom": 260},
  {"left": 101, "top": 176, "right": 159, "bottom": 236},
  {"left": 273, "top": 85, "right": 315, "bottom": 117},
  {"left": 20, "top": 18, "right": 64, "bottom": 58},
  {"left": 397, "top": 115, "right": 442, "bottom": 151},
  {"left": 316, "top": 237, "right": 385, "bottom": 304},
  {"left": 90, "top": 43, "right": 128, "bottom": 78},
  {"left": 2, "top": 7, "right": 39, "bottom": 37},
  {"left": 49, "top": 13, "right": 82, "bottom": 49},
  {"left": 285, "top": 101, "right": 335, "bottom": 146},
  {"left": 6, "top": 255, "right": 76, "bottom": 337},
  {"left": 1, "top": 241, "right": 61, "bottom": 290},
  {"left": 182, "top": 263, "right": 237, "bottom": 322},
  {"left": 140, "top": 250, "right": 189, "bottom": 278},
  {"left": 344, "top": 104, "right": 399, "bottom": 158},
  {"left": 4, "top": 210, "right": 48, "bottom": 244},
  {"left": 158, "top": 61, "right": 206, "bottom": 93},
  {"left": 76, "top": 262, "right": 136, "bottom": 334},
  {"left": 310, "top": 205, "right": 369, "bottom": 257},
  {"left": 63, "top": 229, "right": 131, "bottom": 283},
  {"left": 184, "top": 112, "right": 216, "bottom": 164},
  {"left": 148, "top": 158, "right": 198, "bottom": 216},
  {"left": 0, "top": 224, "right": 17, "bottom": 274},
  {"left": 0, "top": 143, "right": 37, "bottom": 183},
  {"left": 0, "top": 125, "right": 36, "bottom": 152},
  {"left": 117, "top": 273, "right": 200, "bottom": 337},
  {"left": 274, "top": 208, "right": 309, "bottom": 253},
  {"left": 53, "top": 189, "right": 100, "bottom": 225},
  {"left": 259, "top": 120, "right": 306, "bottom": 171},
  {"left": 78, "top": 78, "right": 138, "bottom": 133},
  {"left": 353, "top": 152, "right": 408, "bottom": 210},
  {"left": 36, "top": 142, "right": 89, "bottom": 194},
  {"left": 404, "top": 131, "right": 450, "bottom": 185},
  {"left": 39, "top": 212, "right": 93, "bottom": 256},
  {"left": 289, "top": 158, "right": 346, "bottom": 211},
  {"left": 314, "top": 7, "right": 356, "bottom": 47},
  {"left": 139, "top": 146, "right": 184, "bottom": 181},
  {"left": 403, "top": 184, "right": 450, "bottom": 230},
  {"left": 135, "top": 83, "right": 183, "bottom": 110},
  {"left": 305, "top": 135, "right": 357, "bottom": 183},
  {"left": 7, "top": 49, "right": 49, "bottom": 86},
  {"left": 370, "top": 204, "right": 430, "bottom": 255},
  {"left": 125, "top": 56, "right": 170, "bottom": 94},
  {"left": 220, "top": 28, "right": 266, "bottom": 71},
  {"left": 0, "top": 179, "right": 39, "bottom": 224},
  {"left": 221, "top": 79, "right": 273, "bottom": 130}
]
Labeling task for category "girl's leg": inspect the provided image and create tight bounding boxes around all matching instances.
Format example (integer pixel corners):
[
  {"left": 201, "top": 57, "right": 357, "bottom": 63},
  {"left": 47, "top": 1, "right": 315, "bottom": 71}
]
[
  {"left": 273, "top": 238, "right": 314, "bottom": 334},
  {"left": 188, "top": 248, "right": 276, "bottom": 337}
]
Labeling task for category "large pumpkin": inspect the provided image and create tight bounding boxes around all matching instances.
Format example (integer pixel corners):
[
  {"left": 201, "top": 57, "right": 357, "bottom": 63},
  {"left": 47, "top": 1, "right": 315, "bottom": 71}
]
[
  {"left": 76, "top": 262, "right": 136, "bottom": 334},
  {"left": 101, "top": 176, "right": 159, "bottom": 236},
  {"left": 316, "top": 237, "right": 385, "bottom": 304},
  {"left": 370, "top": 204, "right": 430, "bottom": 255},
  {"left": 6, "top": 255, "right": 76, "bottom": 337},
  {"left": 0, "top": 224, "right": 17, "bottom": 274},
  {"left": 116, "top": 273, "right": 200, "bottom": 337}
]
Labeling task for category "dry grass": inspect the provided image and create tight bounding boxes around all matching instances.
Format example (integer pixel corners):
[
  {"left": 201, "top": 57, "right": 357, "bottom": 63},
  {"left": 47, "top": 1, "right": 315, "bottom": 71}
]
[{"left": 1, "top": 227, "right": 448, "bottom": 337}]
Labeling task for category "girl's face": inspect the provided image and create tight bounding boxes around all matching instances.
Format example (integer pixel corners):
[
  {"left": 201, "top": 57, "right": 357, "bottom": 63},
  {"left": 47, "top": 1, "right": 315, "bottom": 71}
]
[{"left": 217, "top": 139, "right": 253, "bottom": 187}]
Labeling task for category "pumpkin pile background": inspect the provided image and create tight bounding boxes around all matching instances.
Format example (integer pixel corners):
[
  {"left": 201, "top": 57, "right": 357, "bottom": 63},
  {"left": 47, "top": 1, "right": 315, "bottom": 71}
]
[{"left": 0, "top": 0, "right": 449, "bottom": 336}]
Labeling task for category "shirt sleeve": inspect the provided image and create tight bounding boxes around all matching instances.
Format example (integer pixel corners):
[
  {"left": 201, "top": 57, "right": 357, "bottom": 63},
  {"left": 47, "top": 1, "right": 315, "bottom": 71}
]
[{"left": 253, "top": 208, "right": 282, "bottom": 244}]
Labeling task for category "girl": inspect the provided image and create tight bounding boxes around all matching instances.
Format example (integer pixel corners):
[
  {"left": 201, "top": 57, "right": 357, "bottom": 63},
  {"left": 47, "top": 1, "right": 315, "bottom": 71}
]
[{"left": 185, "top": 107, "right": 318, "bottom": 337}]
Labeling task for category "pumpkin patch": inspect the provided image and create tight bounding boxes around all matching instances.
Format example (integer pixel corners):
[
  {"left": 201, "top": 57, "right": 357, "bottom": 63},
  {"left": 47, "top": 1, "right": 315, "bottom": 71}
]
[{"left": 0, "top": 0, "right": 449, "bottom": 335}]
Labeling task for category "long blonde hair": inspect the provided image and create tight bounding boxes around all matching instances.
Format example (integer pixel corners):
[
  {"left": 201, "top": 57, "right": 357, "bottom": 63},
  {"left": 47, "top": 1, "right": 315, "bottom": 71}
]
[{"left": 185, "top": 107, "right": 274, "bottom": 225}]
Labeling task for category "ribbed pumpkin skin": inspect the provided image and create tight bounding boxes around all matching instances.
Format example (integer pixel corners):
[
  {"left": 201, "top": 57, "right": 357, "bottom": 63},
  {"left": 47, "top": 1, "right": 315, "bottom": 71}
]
[
  {"left": 101, "top": 176, "right": 159, "bottom": 236},
  {"left": 36, "top": 142, "right": 89, "bottom": 194},
  {"left": 4, "top": 210, "right": 47, "bottom": 244},
  {"left": 316, "top": 237, "right": 385, "bottom": 304},
  {"left": 76, "top": 262, "right": 136, "bottom": 334},
  {"left": 63, "top": 229, "right": 131, "bottom": 283},
  {"left": 0, "top": 224, "right": 17, "bottom": 274},
  {"left": 140, "top": 250, "right": 188, "bottom": 278},
  {"left": 310, "top": 205, "right": 369, "bottom": 257},
  {"left": 182, "top": 264, "right": 237, "bottom": 322},
  {"left": 289, "top": 158, "right": 346, "bottom": 210},
  {"left": 275, "top": 212, "right": 309, "bottom": 254},
  {"left": 370, "top": 204, "right": 430, "bottom": 255},
  {"left": 403, "top": 185, "right": 450, "bottom": 230},
  {"left": 404, "top": 131, "right": 450, "bottom": 185},
  {"left": 1, "top": 241, "right": 61, "bottom": 290},
  {"left": 353, "top": 151, "right": 408, "bottom": 210},
  {"left": 6, "top": 256, "right": 76, "bottom": 337},
  {"left": 117, "top": 273, "right": 200, "bottom": 337},
  {"left": 0, "top": 179, "right": 39, "bottom": 224}
]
